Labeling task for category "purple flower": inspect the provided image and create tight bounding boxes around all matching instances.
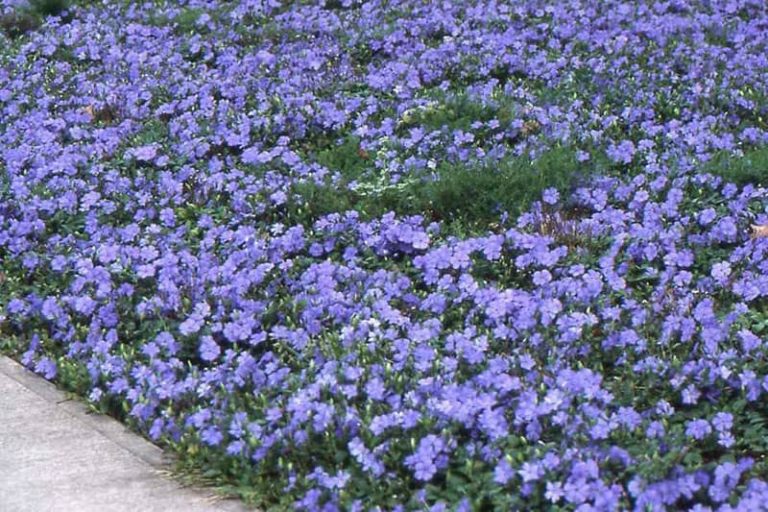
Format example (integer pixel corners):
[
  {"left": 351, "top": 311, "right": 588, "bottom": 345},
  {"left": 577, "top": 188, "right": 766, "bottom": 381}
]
[
  {"left": 682, "top": 385, "right": 701, "bottom": 405},
  {"left": 718, "top": 432, "right": 735, "bottom": 448},
  {"left": 542, "top": 188, "right": 560, "bottom": 205},
  {"left": 199, "top": 336, "right": 221, "bottom": 362},
  {"left": 698, "top": 208, "right": 717, "bottom": 226},
  {"left": 479, "top": 408, "right": 508, "bottom": 440},
  {"left": 241, "top": 146, "right": 261, "bottom": 164},
  {"left": 712, "top": 412, "right": 733, "bottom": 432},
  {"left": 226, "top": 440, "right": 246, "bottom": 456},
  {"left": 493, "top": 459, "right": 515, "bottom": 485},
  {"left": 739, "top": 329, "right": 761, "bottom": 353},
  {"left": 685, "top": 419, "right": 712, "bottom": 440},
  {"left": 711, "top": 261, "right": 731, "bottom": 283},
  {"left": 646, "top": 421, "right": 665, "bottom": 439},
  {"left": 405, "top": 435, "right": 449, "bottom": 482},
  {"left": 607, "top": 140, "right": 636, "bottom": 164},
  {"left": 179, "top": 302, "right": 211, "bottom": 336},
  {"left": 132, "top": 145, "right": 158, "bottom": 162},
  {"left": 200, "top": 426, "right": 223, "bottom": 447},
  {"left": 518, "top": 461, "right": 543, "bottom": 483},
  {"left": 545, "top": 481, "right": 564, "bottom": 503},
  {"left": 348, "top": 437, "right": 384, "bottom": 477},
  {"left": 709, "top": 462, "right": 743, "bottom": 503},
  {"left": 179, "top": 316, "right": 204, "bottom": 336},
  {"left": 34, "top": 357, "right": 57, "bottom": 380}
]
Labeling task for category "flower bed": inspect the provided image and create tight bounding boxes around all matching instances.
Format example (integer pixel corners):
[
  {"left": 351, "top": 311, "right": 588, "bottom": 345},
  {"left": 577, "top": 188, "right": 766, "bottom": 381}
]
[{"left": 3, "top": 0, "right": 768, "bottom": 510}]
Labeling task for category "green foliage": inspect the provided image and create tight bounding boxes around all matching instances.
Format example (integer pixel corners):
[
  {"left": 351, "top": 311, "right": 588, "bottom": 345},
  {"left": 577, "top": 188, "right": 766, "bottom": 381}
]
[
  {"left": 145, "top": 7, "right": 211, "bottom": 34},
  {"left": 130, "top": 118, "right": 168, "bottom": 145},
  {"left": 0, "top": 0, "right": 71, "bottom": 39},
  {"left": 55, "top": 357, "right": 91, "bottom": 396},
  {"left": 315, "top": 135, "right": 370, "bottom": 181},
  {"left": 0, "top": 9, "right": 40, "bottom": 38},
  {"left": 424, "top": 145, "right": 587, "bottom": 225},
  {"left": 399, "top": 92, "right": 517, "bottom": 133},
  {"left": 704, "top": 145, "right": 768, "bottom": 186},
  {"left": 28, "top": 0, "right": 70, "bottom": 17},
  {"left": 287, "top": 143, "right": 598, "bottom": 236},
  {"left": 173, "top": 7, "right": 204, "bottom": 33}
]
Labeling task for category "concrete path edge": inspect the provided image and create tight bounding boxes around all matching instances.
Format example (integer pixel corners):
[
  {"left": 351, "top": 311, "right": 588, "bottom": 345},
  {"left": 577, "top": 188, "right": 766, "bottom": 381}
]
[
  {"left": 0, "top": 355, "right": 251, "bottom": 512},
  {"left": 0, "top": 356, "right": 167, "bottom": 468}
]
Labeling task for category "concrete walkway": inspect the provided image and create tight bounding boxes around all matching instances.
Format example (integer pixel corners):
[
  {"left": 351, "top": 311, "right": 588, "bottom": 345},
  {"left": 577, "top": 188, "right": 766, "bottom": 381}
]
[{"left": 0, "top": 356, "right": 250, "bottom": 512}]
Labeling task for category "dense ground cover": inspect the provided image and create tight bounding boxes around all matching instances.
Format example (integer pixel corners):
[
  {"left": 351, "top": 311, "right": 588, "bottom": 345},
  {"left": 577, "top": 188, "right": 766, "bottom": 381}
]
[{"left": 4, "top": 0, "right": 768, "bottom": 509}]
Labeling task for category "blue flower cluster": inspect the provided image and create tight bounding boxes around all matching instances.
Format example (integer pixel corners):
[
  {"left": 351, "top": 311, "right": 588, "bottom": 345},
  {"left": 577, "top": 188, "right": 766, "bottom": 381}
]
[{"left": 3, "top": 0, "right": 768, "bottom": 510}]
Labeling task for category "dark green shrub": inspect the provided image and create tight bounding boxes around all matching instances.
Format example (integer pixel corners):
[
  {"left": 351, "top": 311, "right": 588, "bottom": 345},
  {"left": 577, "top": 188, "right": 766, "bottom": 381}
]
[
  {"left": 28, "top": 0, "right": 70, "bottom": 17},
  {"left": 0, "top": 10, "right": 40, "bottom": 38},
  {"left": 0, "top": 0, "right": 71, "bottom": 39}
]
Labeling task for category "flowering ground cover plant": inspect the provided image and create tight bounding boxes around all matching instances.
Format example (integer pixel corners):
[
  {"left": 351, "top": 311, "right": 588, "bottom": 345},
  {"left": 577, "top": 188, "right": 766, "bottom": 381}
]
[{"left": 4, "top": 0, "right": 768, "bottom": 509}]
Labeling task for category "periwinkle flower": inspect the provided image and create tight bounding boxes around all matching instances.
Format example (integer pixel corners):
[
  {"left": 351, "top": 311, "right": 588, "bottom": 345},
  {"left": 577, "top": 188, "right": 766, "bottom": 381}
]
[
  {"left": 686, "top": 419, "right": 713, "bottom": 440},
  {"left": 518, "top": 461, "right": 543, "bottom": 483},
  {"left": 199, "top": 335, "right": 221, "bottom": 362},
  {"left": 348, "top": 437, "right": 384, "bottom": 477},
  {"left": 405, "top": 435, "right": 449, "bottom": 482},
  {"left": 34, "top": 357, "right": 57, "bottom": 380},
  {"left": 542, "top": 188, "right": 560, "bottom": 205},
  {"left": 711, "top": 261, "right": 731, "bottom": 284},
  {"left": 493, "top": 459, "right": 514, "bottom": 485},
  {"left": 646, "top": 421, "right": 665, "bottom": 439},
  {"left": 479, "top": 407, "right": 508, "bottom": 441},
  {"left": 131, "top": 145, "right": 158, "bottom": 162},
  {"left": 682, "top": 385, "right": 701, "bottom": 405},
  {"left": 712, "top": 412, "right": 733, "bottom": 433},
  {"left": 698, "top": 208, "right": 717, "bottom": 226},
  {"left": 718, "top": 432, "right": 735, "bottom": 448},
  {"left": 607, "top": 140, "right": 636, "bottom": 164},
  {"left": 545, "top": 481, "right": 564, "bottom": 503}
]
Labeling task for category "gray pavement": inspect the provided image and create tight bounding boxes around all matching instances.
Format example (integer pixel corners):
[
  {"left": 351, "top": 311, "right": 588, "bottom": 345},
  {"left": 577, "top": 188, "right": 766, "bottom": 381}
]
[{"left": 0, "top": 356, "right": 251, "bottom": 512}]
